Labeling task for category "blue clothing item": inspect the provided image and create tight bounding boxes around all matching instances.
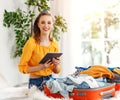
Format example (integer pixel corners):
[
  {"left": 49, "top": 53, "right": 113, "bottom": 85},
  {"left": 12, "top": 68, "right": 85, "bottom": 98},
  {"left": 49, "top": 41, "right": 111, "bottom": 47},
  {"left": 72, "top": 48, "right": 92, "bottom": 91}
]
[
  {"left": 74, "top": 66, "right": 91, "bottom": 76},
  {"left": 75, "top": 66, "right": 88, "bottom": 70},
  {"left": 78, "top": 81, "right": 90, "bottom": 89},
  {"left": 107, "top": 67, "right": 120, "bottom": 71},
  {"left": 29, "top": 75, "right": 52, "bottom": 91},
  {"left": 46, "top": 77, "right": 75, "bottom": 98}
]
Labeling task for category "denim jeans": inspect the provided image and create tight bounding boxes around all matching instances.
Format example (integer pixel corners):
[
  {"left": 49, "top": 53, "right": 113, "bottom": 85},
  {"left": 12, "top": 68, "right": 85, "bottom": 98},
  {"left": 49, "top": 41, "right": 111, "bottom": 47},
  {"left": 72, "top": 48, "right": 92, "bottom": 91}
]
[{"left": 29, "top": 75, "right": 52, "bottom": 91}]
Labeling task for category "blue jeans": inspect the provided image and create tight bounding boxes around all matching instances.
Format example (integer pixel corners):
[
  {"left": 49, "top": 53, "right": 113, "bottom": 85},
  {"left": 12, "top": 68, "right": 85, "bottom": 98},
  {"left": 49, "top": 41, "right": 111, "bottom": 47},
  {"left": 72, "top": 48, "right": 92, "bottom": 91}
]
[{"left": 29, "top": 75, "right": 52, "bottom": 91}]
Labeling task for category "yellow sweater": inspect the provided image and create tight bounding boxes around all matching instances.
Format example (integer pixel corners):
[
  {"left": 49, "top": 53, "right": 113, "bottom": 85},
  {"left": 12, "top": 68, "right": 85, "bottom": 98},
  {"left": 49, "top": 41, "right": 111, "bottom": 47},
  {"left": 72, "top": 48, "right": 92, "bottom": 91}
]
[
  {"left": 79, "top": 65, "right": 114, "bottom": 79},
  {"left": 18, "top": 37, "right": 60, "bottom": 76}
]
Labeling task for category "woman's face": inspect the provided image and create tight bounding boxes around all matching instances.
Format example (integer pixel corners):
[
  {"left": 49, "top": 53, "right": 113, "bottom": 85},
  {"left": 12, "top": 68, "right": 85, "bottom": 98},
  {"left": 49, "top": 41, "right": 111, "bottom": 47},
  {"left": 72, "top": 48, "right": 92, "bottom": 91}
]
[{"left": 38, "top": 15, "right": 54, "bottom": 35}]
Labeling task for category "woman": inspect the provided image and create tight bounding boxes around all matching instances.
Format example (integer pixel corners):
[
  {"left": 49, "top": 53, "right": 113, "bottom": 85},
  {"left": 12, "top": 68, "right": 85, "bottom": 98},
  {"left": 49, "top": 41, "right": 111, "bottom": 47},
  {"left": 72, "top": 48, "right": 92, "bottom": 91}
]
[{"left": 18, "top": 10, "right": 62, "bottom": 90}]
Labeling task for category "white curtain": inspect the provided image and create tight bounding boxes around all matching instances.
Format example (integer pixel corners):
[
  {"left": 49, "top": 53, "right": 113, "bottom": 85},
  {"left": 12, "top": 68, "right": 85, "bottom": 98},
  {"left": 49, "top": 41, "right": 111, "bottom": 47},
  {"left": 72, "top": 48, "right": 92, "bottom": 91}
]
[{"left": 50, "top": 0, "right": 81, "bottom": 77}]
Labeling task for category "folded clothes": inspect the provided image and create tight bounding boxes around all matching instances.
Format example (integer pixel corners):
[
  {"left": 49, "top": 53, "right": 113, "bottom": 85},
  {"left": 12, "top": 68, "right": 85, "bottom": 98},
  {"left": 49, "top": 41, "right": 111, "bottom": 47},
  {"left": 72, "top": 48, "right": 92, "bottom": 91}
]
[
  {"left": 79, "top": 65, "right": 114, "bottom": 79},
  {"left": 67, "top": 74, "right": 99, "bottom": 88}
]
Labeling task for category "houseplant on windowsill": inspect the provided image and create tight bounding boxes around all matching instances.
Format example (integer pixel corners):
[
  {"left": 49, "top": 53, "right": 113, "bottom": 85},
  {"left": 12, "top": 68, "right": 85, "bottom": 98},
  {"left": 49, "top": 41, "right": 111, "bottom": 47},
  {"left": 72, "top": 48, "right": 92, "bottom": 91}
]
[{"left": 3, "top": 0, "right": 67, "bottom": 58}]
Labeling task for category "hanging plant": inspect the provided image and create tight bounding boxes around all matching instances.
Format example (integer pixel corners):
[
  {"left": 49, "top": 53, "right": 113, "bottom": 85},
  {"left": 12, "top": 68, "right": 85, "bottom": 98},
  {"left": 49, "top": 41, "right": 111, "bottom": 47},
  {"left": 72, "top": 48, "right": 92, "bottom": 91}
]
[{"left": 3, "top": 0, "right": 67, "bottom": 58}]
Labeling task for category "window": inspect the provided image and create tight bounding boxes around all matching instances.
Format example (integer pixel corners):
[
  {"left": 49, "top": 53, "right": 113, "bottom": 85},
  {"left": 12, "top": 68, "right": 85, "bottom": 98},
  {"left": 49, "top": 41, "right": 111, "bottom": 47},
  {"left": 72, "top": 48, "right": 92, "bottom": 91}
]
[{"left": 71, "top": 0, "right": 120, "bottom": 66}]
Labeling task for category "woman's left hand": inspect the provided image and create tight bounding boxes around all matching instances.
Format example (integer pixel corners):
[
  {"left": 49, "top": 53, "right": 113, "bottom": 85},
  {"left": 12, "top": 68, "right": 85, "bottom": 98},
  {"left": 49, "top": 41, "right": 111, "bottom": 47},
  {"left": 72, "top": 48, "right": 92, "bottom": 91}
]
[{"left": 52, "top": 57, "right": 61, "bottom": 73}]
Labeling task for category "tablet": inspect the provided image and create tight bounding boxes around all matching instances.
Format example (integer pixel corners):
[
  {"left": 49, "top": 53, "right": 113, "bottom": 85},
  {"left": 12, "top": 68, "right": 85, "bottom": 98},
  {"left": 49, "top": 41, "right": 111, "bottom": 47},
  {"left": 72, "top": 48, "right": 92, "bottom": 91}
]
[{"left": 39, "top": 52, "right": 63, "bottom": 64}]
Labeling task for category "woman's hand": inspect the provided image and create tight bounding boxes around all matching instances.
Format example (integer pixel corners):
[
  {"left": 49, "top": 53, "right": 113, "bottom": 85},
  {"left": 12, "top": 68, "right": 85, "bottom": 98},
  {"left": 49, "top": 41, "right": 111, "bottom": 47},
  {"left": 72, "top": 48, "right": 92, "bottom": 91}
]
[
  {"left": 52, "top": 57, "right": 60, "bottom": 66},
  {"left": 52, "top": 57, "right": 61, "bottom": 73},
  {"left": 43, "top": 59, "right": 52, "bottom": 68}
]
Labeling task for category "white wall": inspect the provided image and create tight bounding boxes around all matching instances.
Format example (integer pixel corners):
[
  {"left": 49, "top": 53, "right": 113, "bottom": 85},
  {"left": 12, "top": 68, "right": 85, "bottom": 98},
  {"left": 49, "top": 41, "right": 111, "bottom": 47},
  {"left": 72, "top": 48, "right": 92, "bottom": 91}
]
[{"left": 0, "top": 0, "right": 29, "bottom": 86}]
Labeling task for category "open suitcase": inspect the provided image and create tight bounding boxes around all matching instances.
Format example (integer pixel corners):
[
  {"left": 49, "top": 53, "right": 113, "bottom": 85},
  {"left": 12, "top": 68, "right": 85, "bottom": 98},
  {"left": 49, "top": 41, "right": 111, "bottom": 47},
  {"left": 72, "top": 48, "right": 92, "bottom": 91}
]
[{"left": 44, "top": 83, "right": 115, "bottom": 100}]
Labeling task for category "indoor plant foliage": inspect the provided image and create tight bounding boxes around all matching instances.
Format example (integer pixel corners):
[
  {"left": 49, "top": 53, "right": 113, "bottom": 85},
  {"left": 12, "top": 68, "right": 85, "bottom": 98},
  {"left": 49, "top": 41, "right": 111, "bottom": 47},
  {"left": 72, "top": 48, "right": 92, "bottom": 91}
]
[{"left": 3, "top": 0, "right": 67, "bottom": 58}]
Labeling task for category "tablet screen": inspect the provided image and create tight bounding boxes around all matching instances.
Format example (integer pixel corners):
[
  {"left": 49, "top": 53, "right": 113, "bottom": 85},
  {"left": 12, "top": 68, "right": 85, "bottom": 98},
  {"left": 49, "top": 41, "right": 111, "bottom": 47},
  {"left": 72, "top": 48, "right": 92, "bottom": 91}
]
[{"left": 39, "top": 52, "right": 63, "bottom": 64}]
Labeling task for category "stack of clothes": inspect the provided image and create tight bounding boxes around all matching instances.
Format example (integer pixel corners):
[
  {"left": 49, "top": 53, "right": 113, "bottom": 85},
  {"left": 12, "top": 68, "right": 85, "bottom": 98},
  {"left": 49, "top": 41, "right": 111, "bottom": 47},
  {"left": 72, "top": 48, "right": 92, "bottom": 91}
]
[{"left": 74, "top": 65, "right": 120, "bottom": 83}]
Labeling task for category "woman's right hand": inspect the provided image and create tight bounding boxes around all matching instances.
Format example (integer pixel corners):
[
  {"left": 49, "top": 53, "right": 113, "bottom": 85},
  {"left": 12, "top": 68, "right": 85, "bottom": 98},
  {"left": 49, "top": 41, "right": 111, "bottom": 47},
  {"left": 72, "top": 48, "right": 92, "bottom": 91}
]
[{"left": 43, "top": 59, "right": 52, "bottom": 68}]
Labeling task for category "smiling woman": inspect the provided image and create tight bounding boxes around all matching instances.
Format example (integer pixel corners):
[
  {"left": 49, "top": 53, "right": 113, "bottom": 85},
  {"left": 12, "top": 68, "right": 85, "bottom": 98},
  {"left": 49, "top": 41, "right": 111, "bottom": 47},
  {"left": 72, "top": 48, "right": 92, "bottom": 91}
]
[{"left": 18, "top": 11, "right": 62, "bottom": 91}]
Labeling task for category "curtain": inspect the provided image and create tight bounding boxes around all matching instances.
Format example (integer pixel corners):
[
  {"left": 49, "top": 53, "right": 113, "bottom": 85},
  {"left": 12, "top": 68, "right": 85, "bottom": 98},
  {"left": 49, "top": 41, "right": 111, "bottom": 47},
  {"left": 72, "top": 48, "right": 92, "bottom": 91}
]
[{"left": 50, "top": 0, "right": 77, "bottom": 77}]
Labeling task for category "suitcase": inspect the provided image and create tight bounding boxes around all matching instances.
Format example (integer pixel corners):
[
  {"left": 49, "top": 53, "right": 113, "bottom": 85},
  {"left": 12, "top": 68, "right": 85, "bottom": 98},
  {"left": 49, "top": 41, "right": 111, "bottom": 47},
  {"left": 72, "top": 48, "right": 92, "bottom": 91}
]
[
  {"left": 115, "top": 83, "right": 120, "bottom": 91},
  {"left": 44, "top": 83, "right": 115, "bottom": 100}
]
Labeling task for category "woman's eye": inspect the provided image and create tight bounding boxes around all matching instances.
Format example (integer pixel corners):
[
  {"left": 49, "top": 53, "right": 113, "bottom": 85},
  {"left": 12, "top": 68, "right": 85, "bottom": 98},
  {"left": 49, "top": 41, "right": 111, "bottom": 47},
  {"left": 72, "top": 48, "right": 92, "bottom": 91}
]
[
  {"left": 40, "top": 21, "right": 52, "bottom": 24},
  {"left": 48, "top": 21, "right": 51, "bottom": 24},
  {"left": 41, "top": 21, "right": 45, "bottom": 24}
]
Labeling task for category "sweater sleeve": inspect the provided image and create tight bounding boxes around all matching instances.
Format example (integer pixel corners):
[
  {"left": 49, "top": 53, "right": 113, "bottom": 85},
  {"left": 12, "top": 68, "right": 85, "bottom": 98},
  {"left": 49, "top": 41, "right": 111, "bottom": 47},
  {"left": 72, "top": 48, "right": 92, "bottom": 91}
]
[{"left": 18, "top": 37, "right": 36, "bottom": 74}]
